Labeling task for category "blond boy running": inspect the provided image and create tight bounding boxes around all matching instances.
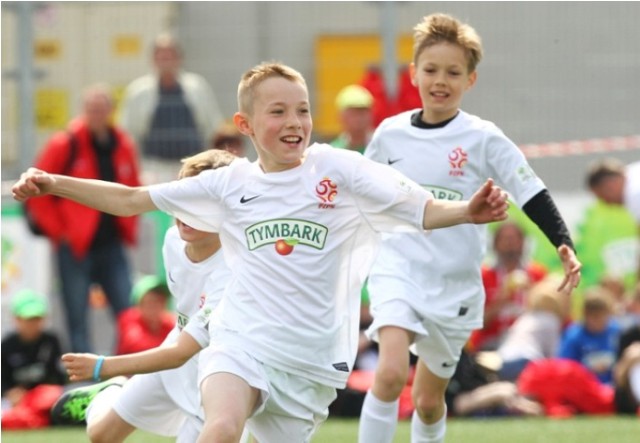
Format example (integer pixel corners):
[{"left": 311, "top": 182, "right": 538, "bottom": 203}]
[
  {"left": 14, "top": 62, "right": 510, "bottom": 443},
  {"left": 358, "top": 14, "right": 581, "bottom": 443}
]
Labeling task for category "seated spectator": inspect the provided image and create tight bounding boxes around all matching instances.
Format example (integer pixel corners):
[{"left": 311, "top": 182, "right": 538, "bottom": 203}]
[
  {"left": 1, "top": 289, "right": 67, "bottom": 429},
  {"left": 211, "top": 120, "right": 247, "bottom": 158},
  {"left": 613, "top": 322, "right": 640, "bottom": 415},
  {"left": 491, "top": 276, "right": 571, "bottom": 381},
  {"left": 115, "top": 275, "right": 174, "bottom": 355},
  {"left": 558, "top": 286, "right": 622, "bottom": 385},
  {"left": 516, "top": 358, "right": 615, "bottom": 417},
  {"left": 470, "top": 222, "right": 548, "bottom": 351}
]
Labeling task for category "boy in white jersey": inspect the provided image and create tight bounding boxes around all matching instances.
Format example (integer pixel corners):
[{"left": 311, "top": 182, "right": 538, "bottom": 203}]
[
  {"left": 13, "top": 62, "right": 510, "bottom": 443},
  {"left": 358, "top": 13, "right": 582, "bottom": 443},
  {"left": 50, "top": 149, "right": 236, "bottom": 442}
]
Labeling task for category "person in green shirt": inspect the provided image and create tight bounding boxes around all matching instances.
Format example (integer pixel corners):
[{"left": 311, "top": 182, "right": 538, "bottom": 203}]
[{"left": 330, "top": 84, "right": 374, "bottom": 154}]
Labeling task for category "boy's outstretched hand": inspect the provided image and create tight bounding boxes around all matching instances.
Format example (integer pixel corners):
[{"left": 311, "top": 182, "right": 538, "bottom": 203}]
[
  {"left": 467, "top": 178, "right": 510, "bottom": 224},
  {"left": 12, "top": 167, "right": 56, "bottom": 202},
  {"left": 556, "top": 244, "right": 582, "bottom": 295},
  {"left": 62, "top": 353, "right": 100, "bottom": 382}
]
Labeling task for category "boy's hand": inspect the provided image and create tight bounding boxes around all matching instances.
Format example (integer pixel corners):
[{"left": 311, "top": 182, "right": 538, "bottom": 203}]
[
  {"left": 556, "top": 244, "right": 581, "bottom": 295},
  {"left": 12, "top": 167, "right": 56, "bottom": 202},
  {"left": 61, "top": 353, "right": 99, "bottom": 382},
  {"left": 467, "top": 179, "right": 509, "bottom": 224}
]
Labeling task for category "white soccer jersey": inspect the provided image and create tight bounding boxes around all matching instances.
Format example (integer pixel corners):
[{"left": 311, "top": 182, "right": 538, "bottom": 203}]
[
  {"left": 158, "top": 226, "right": 231, "bottom": 418},
  {"left": 149, "top": 144, "right": 432, "bottom": 387},
  {"left": 365, "top": 110, "right": 546, "bottom": 329}
]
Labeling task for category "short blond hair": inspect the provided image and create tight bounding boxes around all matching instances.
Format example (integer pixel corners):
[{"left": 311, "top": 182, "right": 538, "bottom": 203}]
[
  {"left": 237, "top": 62, "right": 307, "bottom": 115},
  {"left": 178, "top": 149, "right": 237, "bottom": 179},
  {"left": 413, "top": 13, "right": 483, "bottom": 73}
]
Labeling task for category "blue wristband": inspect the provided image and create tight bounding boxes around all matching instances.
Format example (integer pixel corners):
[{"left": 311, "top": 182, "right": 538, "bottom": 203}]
[{"left": 93, "top": 355, "right": 105, "bottom": 381}]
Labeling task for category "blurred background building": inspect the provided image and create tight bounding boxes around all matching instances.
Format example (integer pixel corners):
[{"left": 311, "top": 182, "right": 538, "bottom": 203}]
[{"left": 2, "top": 1, "right": 639, "bottom": 352}]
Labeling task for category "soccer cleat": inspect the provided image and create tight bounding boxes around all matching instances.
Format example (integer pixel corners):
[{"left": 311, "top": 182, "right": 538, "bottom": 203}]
[{"left": 50, "top": 376, "right": 128, "bottom": 425}]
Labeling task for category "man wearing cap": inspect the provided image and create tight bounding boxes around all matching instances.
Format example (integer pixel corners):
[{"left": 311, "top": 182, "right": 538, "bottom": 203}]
[
  {"left": 330, "top": 84, "right": 375, "bottom": 154},
  {"left": 2, "top": 289, "right": 67, "bottom": 429},
  {"left": 115, "top": 275, "right": 174, "bottom": 356}
]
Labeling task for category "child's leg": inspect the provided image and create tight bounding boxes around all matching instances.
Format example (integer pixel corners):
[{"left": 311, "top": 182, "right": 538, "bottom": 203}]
[
  {"left": 358, "top": 326, "right": 414, "bottom": 443},
  {"left": 87, "top": 408, "right": 136, "bottom": 443},
  {"left": 198, "top": 372, "right": 260, "bottom": 443},
  {"left": 409, "top": 323, "right": 472, "bottom": 443}
]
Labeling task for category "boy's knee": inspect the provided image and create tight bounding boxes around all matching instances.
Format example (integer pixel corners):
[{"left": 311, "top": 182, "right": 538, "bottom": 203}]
[
  {"left": 86, "top": 415, "right": 130, "bottom": 443},
  {"left": 412, "top": 390, "right": 444, "bottom": 421},
  {"left": 374, "top": 364, "right": 409, "bottom": 398},
  {"left": 200, "top": 417, "right": 244, "bottom": 443}
]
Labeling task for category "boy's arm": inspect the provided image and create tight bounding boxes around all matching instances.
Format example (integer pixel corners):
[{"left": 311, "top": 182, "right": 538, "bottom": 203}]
[
  {"left": 522, "top": 190, "right": 582, "bottom": 294},
  {"left": 61, "top": 331, "right": 201, "bottom": 382},
  {"left": 12, "top": 167, "right": 155, "bottom": 216},
  {"left": 422, "top": 179, "right": 509, "bottom": 229}
]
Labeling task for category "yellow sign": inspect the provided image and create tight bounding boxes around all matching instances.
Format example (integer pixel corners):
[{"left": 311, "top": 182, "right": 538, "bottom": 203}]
[
  {"left": 113, "top": 35, "right": 142, "bottom": 57},
  {"left": 35, "top": 89, "right": 69, "bottom": 130},
  {"left": 34, "top": 39, "right": 62, "bottom": 60}
]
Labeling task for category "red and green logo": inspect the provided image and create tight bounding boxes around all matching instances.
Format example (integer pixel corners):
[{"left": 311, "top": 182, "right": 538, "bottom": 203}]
[{"left": 246, "top": 219, "right": 328, "bottom": 256}]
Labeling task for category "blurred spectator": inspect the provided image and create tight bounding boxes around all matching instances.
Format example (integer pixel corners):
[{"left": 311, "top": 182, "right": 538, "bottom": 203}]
[
  {"left": 118, "top": 32, "right": 223, "bottom": 182},
  {"left": 587, "top": 158, "right": 640, "bottom": 221},
  {"left": 211, "top": 120, "right": 247, "bottom": 157},
  {"left": 25, "top": 84, "right": 140, "bottom": 353},
  {"left": 613, "top": 321, "right": 640, "bottom": 414},
  {"left": 558, "top": 286, "right": 622, "bottom": 384},
  {"left": 470, "top": 222, "right": 548, "bottom": 351},
  {"left": 585, "top": 158, "right": 640, "bottom": 281},
  {"left": 115, "top": 275, "right": 174, "bottom": 356},
  {"left": 576, "top": 190, "right": 638, "bottom": 293},
  {"left": 2, "top": 290, "right": 66, "bottom": 429},
  {"left": 330, "top": 84, "right": 374, "bottom": 154},
  {"left": 478, "top": 276, "right": 570, "bottom": 381}
]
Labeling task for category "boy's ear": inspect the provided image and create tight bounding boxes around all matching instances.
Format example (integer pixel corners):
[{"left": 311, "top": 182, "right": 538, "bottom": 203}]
[
  {"left": 466, "top": 70, "right": 478, "bottom": 90},
  {"left": 409, "top": 63, "right": 418, "bottom": 87},
  {"left": 233, "top": 112, "right": 252, "bottom": 136}
]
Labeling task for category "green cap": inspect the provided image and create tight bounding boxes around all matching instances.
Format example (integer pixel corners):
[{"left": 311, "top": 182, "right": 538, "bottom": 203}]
[
  {"left": 11, "top": 289, "right": 48, "bottom": 319},
  {"left": 335, "top": 85, "right": 374, "bottom": 110},
  {"left": 131, "top": 275, "right": 170, "bottom": 305}
]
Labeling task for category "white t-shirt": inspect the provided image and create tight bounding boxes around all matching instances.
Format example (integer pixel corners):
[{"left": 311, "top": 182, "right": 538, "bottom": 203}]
[
  {"left": 158, "top": 226, "right": 231, "bottom": 418},
  {"left": 497, "top": 311, "right": 562, "bottom": 362},
  {"left": 149, "top": 143, "right": 432, "bottom": 387},
  {"left": 624, "top": 161, "right": 640, "bottom": 222},
  {"left": 365, "top": 110, "right": 546, "bottom": 328}
]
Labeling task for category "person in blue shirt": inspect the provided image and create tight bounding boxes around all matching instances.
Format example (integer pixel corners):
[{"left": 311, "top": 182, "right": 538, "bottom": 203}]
[{"left": 558, "top": 287, "right": 622, "bottom": 384}]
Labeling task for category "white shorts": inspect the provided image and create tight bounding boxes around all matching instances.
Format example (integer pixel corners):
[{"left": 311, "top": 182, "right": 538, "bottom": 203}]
[
  {"left": 113, "top": 372, "right": 186, "bottom": 437},
  {"left": 199, "top": 342, "right": 337, "bottom": 443},
  {"left": 366, "top": 299, "right": 473, "bottom": 379},
  {"left": 176, "top": 414, "right": 204, "bottom": 443}
]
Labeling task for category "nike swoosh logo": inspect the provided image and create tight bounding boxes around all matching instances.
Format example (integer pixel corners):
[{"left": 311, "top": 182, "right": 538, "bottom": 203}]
[
  {"left": 441, "top": 361, "right": 457, "bottom": 368},
  {"left": 387, "top": 158, "right": 402, "bottom": 165},
  {"left": 240, "top": 195, "right": 261, "bottom": 204}
]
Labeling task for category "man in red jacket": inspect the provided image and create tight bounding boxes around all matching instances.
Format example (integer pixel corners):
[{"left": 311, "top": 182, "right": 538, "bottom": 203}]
[{"left": 25, "top": 84, "right": 141, "bottom": 353}]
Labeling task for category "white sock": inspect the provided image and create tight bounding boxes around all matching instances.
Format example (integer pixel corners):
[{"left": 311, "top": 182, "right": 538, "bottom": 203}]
[
  {"left": 358, "top": 390, "right": 399, "bottom": 443},
  {"left": 629, "top": 363, "right": 640, "bottom": 402},
  {"left": 86, "top": 385, "right": 122, "bottom": 426},
  {"left": 410, "top": 405, "right": 447, "bottom": 443}
]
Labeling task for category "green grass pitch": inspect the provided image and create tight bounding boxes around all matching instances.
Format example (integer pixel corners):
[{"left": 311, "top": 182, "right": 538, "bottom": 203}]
[{"left": 2, "top": 416, "right": 638, "bottom": 442}]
